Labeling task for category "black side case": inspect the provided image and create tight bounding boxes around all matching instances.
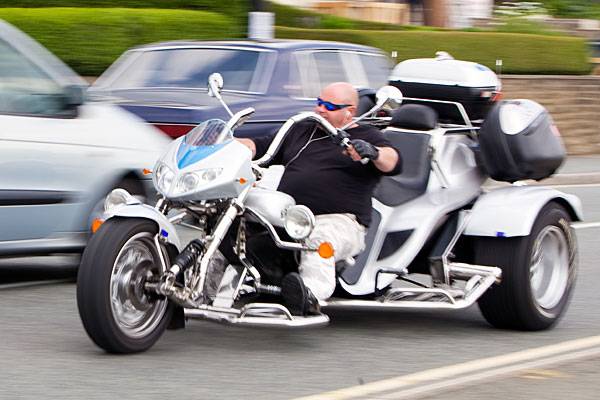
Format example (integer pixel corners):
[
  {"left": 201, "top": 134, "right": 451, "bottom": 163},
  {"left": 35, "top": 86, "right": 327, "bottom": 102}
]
[{"left": 479, "top": 99, "right": 565, "bottom": 182}]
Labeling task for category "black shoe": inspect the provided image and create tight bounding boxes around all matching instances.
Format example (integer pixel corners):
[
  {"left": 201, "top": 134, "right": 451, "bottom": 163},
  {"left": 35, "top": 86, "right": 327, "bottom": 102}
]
[{"left": 281, "top": 273, "right": 321, "bottom": 316}]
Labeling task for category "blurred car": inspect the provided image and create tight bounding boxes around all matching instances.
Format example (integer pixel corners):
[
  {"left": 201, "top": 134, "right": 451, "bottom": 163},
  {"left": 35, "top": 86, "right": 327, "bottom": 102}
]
[
  {"left": 0, "top": 20, "right": 170, "bottom": 256},
  {"left": 88, "top": 40, "right": 392, "bottom": 138}
]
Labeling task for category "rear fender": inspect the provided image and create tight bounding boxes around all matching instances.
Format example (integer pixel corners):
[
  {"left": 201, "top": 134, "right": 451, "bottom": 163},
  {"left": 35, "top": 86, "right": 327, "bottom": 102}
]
[
  {"left": 464, "top": 186, "right": 583, "bottom": 237},
  {"left": 104, "top": 203, "right": 182, "bottom": 251}
]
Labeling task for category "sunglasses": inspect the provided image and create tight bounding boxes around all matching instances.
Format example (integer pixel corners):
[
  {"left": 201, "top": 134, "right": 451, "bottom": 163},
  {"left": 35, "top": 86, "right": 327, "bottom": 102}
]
[{"left": 317, "top": 97, "right": 351, "bottom": 112}]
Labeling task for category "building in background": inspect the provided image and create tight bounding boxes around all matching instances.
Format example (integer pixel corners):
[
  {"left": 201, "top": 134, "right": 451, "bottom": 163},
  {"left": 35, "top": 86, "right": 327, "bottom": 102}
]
[{"left": 270, "top": 0, "right": 493, "bottom": 28}]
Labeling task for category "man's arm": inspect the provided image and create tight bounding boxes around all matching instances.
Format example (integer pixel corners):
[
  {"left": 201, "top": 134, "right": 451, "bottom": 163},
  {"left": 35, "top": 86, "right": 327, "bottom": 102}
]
[
  {"left": 347, "top": 140, "right": 400, "bottom": 173},
  {"left": 372, "top": 146, "right": 399, "bottom": 173}
]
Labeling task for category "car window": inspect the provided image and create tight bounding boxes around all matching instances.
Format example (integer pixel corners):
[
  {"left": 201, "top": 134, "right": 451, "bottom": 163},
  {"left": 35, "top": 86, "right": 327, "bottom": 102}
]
[
  {"left": 289, "top": 50, "right": 389, "bottom": 99},
  {"left": 106, "top": 48, "right": 266, "bottom": 92},
  {"left": 0, "top": 39, "right": 66, "bottom": 116},
  {"left": 357, "top": 53, "right": 391, "bottom": 89},
  {"left": 313, "top": 51, "right": 349, "bottom": 89}
]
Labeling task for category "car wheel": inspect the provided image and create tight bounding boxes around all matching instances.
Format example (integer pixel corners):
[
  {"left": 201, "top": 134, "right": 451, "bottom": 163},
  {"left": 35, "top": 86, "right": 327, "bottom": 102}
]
[
  {"left": 88, "top": 179, "right": 144, "bottom": 231},
  {"left": 475, "top": 202, "right": 577, "bottom": 330}
]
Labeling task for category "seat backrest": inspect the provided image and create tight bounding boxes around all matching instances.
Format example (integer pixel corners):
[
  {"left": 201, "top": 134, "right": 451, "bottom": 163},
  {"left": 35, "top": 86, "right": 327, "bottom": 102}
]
[
  {"left": 374, "top": 129, "right": 432, "bottom": 207},
  {"left": 389, "top": 104, "right": 438, "bottom": 131}
]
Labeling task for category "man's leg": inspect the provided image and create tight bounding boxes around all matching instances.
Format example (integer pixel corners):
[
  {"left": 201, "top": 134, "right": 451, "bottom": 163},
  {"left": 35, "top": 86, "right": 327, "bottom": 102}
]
[{"left": 298, "top": 214, "right": 366, "bottom": 300}]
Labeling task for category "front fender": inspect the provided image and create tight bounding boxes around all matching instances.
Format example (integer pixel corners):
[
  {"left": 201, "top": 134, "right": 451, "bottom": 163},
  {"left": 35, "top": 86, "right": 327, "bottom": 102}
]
[
  {"left": 104, "top": 203, "right": 182, "bottom": 251},
  {"left": 464, "top": 186, "right": 583, "bottom": 237}
]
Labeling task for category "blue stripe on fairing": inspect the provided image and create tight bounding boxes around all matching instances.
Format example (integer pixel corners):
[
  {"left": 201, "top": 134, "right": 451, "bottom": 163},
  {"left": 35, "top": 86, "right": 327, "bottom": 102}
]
[{"left": 176, "top": 141, "right": 229, "bottom": 169}]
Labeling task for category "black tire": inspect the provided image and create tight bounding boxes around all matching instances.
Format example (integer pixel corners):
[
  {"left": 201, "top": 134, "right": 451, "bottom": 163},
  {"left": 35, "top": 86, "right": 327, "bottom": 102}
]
[
  {"left": 475, "top": 202, "right": 577, "bottom": 331},
  {"left": 77, "top": 218, "right": 174, "bottom": 353}
]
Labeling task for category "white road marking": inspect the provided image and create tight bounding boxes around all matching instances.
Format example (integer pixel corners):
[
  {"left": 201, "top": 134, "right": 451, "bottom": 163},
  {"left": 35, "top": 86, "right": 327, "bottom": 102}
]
[
  {"left": 0, "top": 279, "right": 72, "bottom": 291},
  {"left": 376, "top": 347, "right": 600, "bottom": 399},
  {"left": 572, "top": 222, "right": 600, "bottom": 230},
  {"left": 293, "top": 335, "right": 600, "bottom": 400},
  {"left": 550, "top": 183, "right": 600, "bottom": 188}
]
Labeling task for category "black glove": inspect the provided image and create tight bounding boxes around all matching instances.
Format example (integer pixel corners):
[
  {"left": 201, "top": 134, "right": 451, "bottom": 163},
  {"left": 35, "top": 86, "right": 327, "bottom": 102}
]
[{"left": 350, "top": 139, "right": 379, "bottom": 161}]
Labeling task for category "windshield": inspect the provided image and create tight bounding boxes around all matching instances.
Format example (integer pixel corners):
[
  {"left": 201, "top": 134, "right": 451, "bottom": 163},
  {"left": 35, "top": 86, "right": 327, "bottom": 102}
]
[
  {"left": 102, "top": 48, "right": 264, "bottom": 92},
  {"left": 185, "top": 119, "right": 232, "bottom": 146},
  {"left": 176, "top": 119, "right": 232, "bottom": 169}
]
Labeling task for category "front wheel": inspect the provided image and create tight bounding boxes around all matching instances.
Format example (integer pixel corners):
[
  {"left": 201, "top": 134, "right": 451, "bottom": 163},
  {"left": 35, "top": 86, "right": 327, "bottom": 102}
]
[
  {"left": 77, "top": 218, "right": 174, "bottom": 353},
  {"left": 475, "top": 202, "right": 577, "bottom": 330}
]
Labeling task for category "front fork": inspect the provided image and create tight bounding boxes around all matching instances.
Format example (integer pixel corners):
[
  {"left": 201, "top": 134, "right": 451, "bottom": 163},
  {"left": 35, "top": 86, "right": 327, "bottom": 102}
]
[{"left": 149, "top": 188, "right": 252, "bottom": 307}]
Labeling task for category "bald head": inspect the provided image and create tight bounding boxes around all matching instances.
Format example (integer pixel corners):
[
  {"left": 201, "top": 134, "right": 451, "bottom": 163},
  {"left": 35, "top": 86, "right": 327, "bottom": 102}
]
[
  {"left": 321, "top": 82, "right": 358, "bottom": 108},
  {"left": 315, "top": 82, "right": 359, "bottom": 128}
]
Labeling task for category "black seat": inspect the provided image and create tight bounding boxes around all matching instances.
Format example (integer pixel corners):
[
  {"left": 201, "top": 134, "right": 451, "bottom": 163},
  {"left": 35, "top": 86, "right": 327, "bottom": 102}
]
[
  {"left": 357, "top": 92, "right": 376, "bottom": 116},
  {"left": 374, "top": 105, "right": 436, "bottom": 207}
]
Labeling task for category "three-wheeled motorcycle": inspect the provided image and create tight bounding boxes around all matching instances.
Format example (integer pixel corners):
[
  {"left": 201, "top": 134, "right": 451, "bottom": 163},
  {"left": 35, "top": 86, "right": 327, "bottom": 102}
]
[{"left": 77, "top": 72, "right": 581, "bottom": 353}]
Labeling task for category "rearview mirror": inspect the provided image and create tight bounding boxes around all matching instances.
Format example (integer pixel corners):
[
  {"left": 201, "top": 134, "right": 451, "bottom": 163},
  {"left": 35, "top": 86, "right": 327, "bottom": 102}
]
[
  {"left": 207, "top": 73, "right": 224, "bottom": 99},
  {"left": 64, "top": 85, "right": 85, "bottom": 107},
  {"left": 226, "top": 107, "right": 255, "bottom": 131},
  {"left": 375, "top": 86, "right": 403, "bottom": 109}
]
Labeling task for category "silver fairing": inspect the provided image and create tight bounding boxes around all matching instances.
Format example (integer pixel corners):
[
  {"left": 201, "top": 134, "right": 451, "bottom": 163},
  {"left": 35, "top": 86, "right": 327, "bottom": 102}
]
[{"left": 153, "top": 138, "right": 255, "bottom": 201}]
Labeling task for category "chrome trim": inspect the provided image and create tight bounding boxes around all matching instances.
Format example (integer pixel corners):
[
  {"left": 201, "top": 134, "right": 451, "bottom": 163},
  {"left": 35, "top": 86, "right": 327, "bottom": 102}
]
[
  {"left": 327, "top": 261, "right": 501, "bottom": 310},
  {"left": 184, "top": 304, "right": 330, "bottom": 327},
  {"left": 244, "top": 207, "right": 310, "bottom": 251},
  {"left": 110, "top": 232, "right": 169, "bottom": 339},
  {"left": 402, "top": 96, "right": 474, "bottom": 129},
  {"left": 530, "top": 225, "right": 570, "bottom": 310},
  {"left": 254, "top": 112, "right": 338, "bottom": 167},
  {"left": 194, "top": 187, "right": 251, "bottom": 297}
]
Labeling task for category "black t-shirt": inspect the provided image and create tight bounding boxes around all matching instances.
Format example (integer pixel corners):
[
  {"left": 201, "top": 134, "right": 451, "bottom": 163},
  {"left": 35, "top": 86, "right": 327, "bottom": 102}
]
[{"left": 252, "top": 122, "right": 401, "bottom": 227}]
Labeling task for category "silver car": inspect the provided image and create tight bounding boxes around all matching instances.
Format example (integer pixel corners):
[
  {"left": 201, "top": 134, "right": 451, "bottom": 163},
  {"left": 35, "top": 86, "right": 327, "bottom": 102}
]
[{"left": 0, "top": 20, "right": 170, "bottom": 256}]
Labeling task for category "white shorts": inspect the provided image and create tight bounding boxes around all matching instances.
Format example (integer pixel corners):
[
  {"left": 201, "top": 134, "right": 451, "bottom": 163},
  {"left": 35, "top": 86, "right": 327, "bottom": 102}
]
[{"left": 299, "top": 213, "right": 367, "bottom": 300}]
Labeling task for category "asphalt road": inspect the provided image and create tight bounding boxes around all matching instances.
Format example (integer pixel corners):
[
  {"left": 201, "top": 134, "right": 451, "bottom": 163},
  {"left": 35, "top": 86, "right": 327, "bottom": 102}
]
[{"left": 0, "top": 184, "right": 599, "bottom": 400}]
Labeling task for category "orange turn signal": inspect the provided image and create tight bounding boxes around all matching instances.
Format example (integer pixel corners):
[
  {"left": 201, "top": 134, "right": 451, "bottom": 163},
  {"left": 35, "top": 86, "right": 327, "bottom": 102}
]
[
  {"left": 317, "top": 242, "right": 334, "bottom": 259},
  {"left": 238, "top": 177, "right": 247, "bottom": 185},
  {"left": 91, "top": 218, "right": 104, "bottom": 233},
  {"left": 142, "top": 168, "right": 153, "bottom": 175}
]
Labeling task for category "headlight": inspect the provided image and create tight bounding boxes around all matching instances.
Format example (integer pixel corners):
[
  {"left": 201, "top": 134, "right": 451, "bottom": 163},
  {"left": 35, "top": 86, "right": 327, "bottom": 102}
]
[
  {"left": 104, "top": 188, "right": 134, "bottom": 212},
  {"left": 200, "top": 168, "right": 222, "bottom": 182},
  {"left": 284, "top": 205, "right": 315, "bottom": 240},
  {"left": 155, "top": 163, "right": 175, "bottom": 194},
  {"left": 176, "top": 172, "right": 200, "bottom": 194},
  {"left": 173, "top": 168, "right": 223, "bottom": 195}
]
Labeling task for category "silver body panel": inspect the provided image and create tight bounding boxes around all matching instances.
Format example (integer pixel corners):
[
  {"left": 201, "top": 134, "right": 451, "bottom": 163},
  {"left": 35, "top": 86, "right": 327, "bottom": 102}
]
[
  {"left": 105, "top": 203, "right": 183, "bottom": 251},
  {"left": 245, "top": 188, "right": 295, "bottom": 228},
  {"left": 341, "top": 131, "right": 486, "bottom": 295},
  {"left": 464, "top": 186, "right": 583, "bottom": 237}
]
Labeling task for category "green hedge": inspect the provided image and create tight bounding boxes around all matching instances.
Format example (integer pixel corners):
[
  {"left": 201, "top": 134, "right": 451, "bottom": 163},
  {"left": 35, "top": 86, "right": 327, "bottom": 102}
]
[
  {"left": 0, "top": 1, "right": 248, "bottom": 15},
  {"left": 0, "top": 7, "right": 592, "bottom": 76},
  {"left": 541, "top": 0, "right": 600, "bottom": 19},
  {"left": 0, "top": 8, "right": 242, "bottom": 76},
  {"left": 277, "top": 27, "right": 592, "bottom": 75}
]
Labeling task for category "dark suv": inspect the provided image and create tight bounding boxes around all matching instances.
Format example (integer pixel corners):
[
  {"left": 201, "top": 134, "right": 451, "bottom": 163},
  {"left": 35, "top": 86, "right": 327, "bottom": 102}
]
[{"left": 89, "top": 40, "right": 392, "bottom": 138}]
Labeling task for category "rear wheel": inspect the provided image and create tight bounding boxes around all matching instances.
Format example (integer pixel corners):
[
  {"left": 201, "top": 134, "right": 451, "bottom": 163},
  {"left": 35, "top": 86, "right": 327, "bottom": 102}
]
[
  {"left": 77, "top": 218, "right": 174, "bottom": 353},
  {"left": 475, "top": 202, "right": 577, "bottom": 330}
]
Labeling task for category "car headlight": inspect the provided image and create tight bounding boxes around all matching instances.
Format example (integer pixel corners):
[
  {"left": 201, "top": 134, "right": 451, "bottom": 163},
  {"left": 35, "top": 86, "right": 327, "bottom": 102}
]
[
  {"left": 284, "top": 205, "right": 315, "bottom": 240},
  {"left": 155, "top": 163, "right": 175, "bottom": 194},
  {"left": 104, "top": 188, "right": 134, "bottom": 212}
]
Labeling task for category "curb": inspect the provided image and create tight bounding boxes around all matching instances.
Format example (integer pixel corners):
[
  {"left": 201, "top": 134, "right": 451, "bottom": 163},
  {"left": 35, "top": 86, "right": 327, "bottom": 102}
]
[{"left": 486, "top": 172, "right": 600, "bottom": 188}]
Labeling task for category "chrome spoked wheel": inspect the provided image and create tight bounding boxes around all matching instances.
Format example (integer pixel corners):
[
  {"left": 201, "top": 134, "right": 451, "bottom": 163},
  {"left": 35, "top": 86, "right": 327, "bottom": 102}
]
[
  {"left": 110, "top": 232, "right": 167, "bottom": 339},
  {"left": 529, "top": 226, "right": 570, "bottom": 311}
]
